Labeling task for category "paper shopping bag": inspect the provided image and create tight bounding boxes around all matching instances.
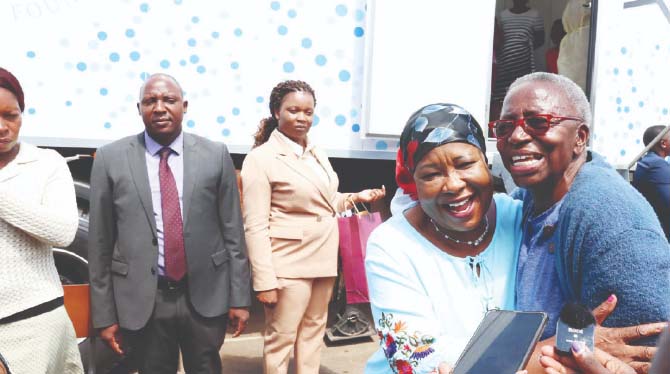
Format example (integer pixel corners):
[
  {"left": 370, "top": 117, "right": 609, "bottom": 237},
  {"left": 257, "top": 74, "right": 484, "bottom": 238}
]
[{"left": 338, "top": 210, "right": 382, "bottom": 304}]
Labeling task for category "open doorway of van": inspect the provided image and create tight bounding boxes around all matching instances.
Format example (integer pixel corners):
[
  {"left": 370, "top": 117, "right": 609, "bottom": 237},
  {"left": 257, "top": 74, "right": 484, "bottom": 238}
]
[{"left": 489, "top": 0, "right": 592, "bottom": 123}]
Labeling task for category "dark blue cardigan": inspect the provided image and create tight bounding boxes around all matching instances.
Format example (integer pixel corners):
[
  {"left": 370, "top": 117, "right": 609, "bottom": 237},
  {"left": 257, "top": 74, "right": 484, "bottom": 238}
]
[{"left": 515, "top": 152, "right": 670, "bottom": 340}]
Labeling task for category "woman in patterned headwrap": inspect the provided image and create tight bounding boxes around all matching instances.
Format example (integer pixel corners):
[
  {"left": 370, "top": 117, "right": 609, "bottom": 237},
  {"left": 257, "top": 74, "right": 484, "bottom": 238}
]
[{"left": 364, "top": 104, "right": 524, "bottom": 374}]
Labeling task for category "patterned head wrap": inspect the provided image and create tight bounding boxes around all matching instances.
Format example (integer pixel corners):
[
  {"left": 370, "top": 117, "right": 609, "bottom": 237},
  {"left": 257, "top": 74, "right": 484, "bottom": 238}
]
[
  {"left": 396, "top": 103, "right": 486, "bottom": 200},
  {"left": 0, "top": 68, "right": 24, "bottom": 112}
]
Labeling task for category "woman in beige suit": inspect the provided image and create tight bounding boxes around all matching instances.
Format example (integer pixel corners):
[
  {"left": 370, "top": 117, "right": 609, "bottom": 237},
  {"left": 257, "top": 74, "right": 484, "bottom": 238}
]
[{"left": 241, "top": 80, "right": 385, "bottom": 374}]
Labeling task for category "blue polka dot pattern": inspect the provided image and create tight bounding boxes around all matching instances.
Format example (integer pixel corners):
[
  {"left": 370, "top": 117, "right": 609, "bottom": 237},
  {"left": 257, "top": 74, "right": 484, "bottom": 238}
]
[
  {"left": 126, "top": 29, "right": 135, "bottom": 38},
  {"left": 231, "top": 61, "right": 239, "bottom": 69},
  {"left": 160, "top": 59, "right": 170, "bottom": 68},
  {"left": 28, "top": 108, "right": 36, "bottom": 115},
  {"left": 288, "top": 9, "right": 297, "bottom": 18},
  {"left": 76, "top": 62, "right": 87, "bottom": 71},
  {"left": 375, "top": 141, "right": 388, "bottom": 150},
  {"left": 270, "top": 1, "right": 280, "bottom": 11},
  {"left": 338, "top": 70, "right": 351, "bottom": 82},
  {"left": 188, "top": 38, "right": 197, "bottom": 47},
  {"left": 256, "top": 96, "right": 264, "bottom": 103},
  {"left": 352, "top": 124, "right": 360, "bottom": 132},
  {"left": 109, "top": 52, "right": 120, "bottom": 62},
  {"left": 189, "top": 54, "right": 199, "bottom": 64},
  {"left": 278, "top": 25, "right": 288, "bottom": 35},
  {"left": 191, "top": 16, "right": 200, "bottom": 24},
  {"left": 301, "top": 38, "right": 312, "bottom": 48},
  {"left": 335, "top": 115, "right": 346, "bottom": 126},
  {"left": 130, "top": 51, "right": 141, "bottom": 61},
  {"left": 65, "top": 101, "right": 72, "bottom": 107},
  {"left": 313, "top": 115, "right": 320, "bottom": 126},
  {"left": 354, "top": 27, "right": 364, "bottom": 37},
  {"left": 234, "top": 28, "right": 243, "bottom": 37},
  {"left": 212, "top": 31, "right": 220, "bottom": 38},
  {"left": 104, "top": 122, "right": 112, "bottom": 129},
  {"left": 197, "top": 65, "right": 206, "bottom": 74},
  {"left": 232, "top": 107, "right": 240, "bottom": 115},
  {"left": 26, "top": 51, "right": 36, "bottom": 58},
  {"left": 335, "top": 4, "right": 347, "bottom": 16},
  {"left": 217, "top": 116, "right": 226, "bottom": 124},
  {"left": 315, "top": 55, "right": 327, "bottom": 66},
  {"left": 283, "top": 62, "right": 295, "bottom": 73},
  {"left": 100, "top": 88, "right": 109, "bottom": 96},
  {"left": 97, "top": 31, "right": 107, "bottom": 41},
  {"left": 222, "top": 129, "right": 231, "bottom": 136},
  {"left": 187, "top": 120, "right": 195, "bottom": 128},
  {"left": 139, "top": 3, "right": 149, "bottom": 12}
]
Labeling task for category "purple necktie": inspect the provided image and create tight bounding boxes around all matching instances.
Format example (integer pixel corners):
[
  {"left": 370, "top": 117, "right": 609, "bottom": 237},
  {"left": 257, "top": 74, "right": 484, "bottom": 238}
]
[{"left": 159, "top": 147, "right": 186, "bottom": 281}]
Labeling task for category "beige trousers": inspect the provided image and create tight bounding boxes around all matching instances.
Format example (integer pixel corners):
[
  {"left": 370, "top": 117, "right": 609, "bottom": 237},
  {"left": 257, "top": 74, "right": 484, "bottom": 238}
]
[{"left": 263, "top": 277, "right": 336, "bottom": 374}]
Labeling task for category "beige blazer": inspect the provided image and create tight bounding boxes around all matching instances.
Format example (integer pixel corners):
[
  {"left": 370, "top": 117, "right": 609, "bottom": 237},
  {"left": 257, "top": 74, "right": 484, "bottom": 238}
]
[{"left": 241, "top": 130, "right": 348, "bottom": 291}]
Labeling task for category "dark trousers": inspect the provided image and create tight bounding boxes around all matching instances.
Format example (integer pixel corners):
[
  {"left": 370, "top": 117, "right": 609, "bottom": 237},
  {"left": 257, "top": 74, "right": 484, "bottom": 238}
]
[{"left": 123, "top": 285, "right": 228, "bottom": 374}]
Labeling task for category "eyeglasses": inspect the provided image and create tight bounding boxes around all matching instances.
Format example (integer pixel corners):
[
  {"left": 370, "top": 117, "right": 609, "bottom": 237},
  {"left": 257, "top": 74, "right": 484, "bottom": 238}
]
[{"left": 488, "top": 114, "right": 583, "bottom": 139}]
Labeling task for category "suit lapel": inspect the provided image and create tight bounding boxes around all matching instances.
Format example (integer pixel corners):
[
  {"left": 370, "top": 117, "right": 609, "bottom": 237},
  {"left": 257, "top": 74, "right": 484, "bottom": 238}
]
[
  {"left": 181, "top": 133, "right": 199, "bottom": 229},
  {"left": 270, "top": 131, "right": 336, "bottom": 211},
  {"left": 127, "top": 133, "right": 157, "bottom": 235}
]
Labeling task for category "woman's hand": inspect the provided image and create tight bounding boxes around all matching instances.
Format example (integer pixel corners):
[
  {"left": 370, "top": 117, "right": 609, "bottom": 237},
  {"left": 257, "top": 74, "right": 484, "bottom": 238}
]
[
  {"left": 355, "top": 185, "right": 386, "bottom": 204},
  {"left": 256, "top": 289, "right": 278, "bottom": 307},
  {"left": 539, "top": 343, "right": 635, "bottom": 374},
  {"left": 592, "top": 295, "right": 666, "bottom": 373}
]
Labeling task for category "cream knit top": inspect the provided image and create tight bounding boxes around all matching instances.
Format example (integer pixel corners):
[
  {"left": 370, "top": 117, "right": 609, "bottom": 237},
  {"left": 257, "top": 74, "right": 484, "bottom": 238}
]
[{"left": 0, "top": 143, "right": 78, "bottom": 320}]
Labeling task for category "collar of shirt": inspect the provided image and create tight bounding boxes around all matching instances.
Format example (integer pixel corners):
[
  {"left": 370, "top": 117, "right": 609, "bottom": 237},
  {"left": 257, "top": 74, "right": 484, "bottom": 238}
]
[
  {"left": 144, "top": 131, "right": 184, "bottom": 157},
  {"left": 276, "top": 130, "right": 315, "bottom": 157}
]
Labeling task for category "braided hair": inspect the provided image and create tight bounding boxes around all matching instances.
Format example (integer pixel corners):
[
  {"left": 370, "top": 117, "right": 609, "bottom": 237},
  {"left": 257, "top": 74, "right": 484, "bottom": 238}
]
[{"left": 253, "top": 80, "right": 316, "bottom": 147}]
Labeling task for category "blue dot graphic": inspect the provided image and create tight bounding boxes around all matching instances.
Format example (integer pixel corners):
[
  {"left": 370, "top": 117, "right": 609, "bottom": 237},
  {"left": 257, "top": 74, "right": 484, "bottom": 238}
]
[
  {"left": 217, "top": 116, "right": 226, "bottom": 124},
  {"left": 187, "top": 120, "right": 195, "bottom": 128},
  {"left": 283, "top": 62, "right": 295, "bottom": 73},
  {"left": 620, "top": 149, "right": 626, "bottom": 156},
  {"left": 315, "top": 55, "right": 327, "bottom": 66},
  {"left": 76, "top": 62, "right": 87, "bottom": 71},
  {"left": 354, "top": 27, "right": 364, "bottom": 37},
  {"left": 338, "top": 70, "right": 351, "bottom": 82},
  {"left": 189, "top": 54, "right": 199, "bottom": 64},
  {"left": 191, "top": 16, "right": 200, "bottom": 23},
  {"left": 664, "top": 108, "right": 669, "bottom": 115},
  {"left": 97, "top": 31, "right": 107, "bottom": 41},
  {"left": 175, "top": 0, "right": 182, "bottom": 4},
  {"left": 188, "top": 38, "right": 197, "bottom": 47},
  {"left": 104, "top": 122, "right": 111, "bottom": 129},
  {"left": 234, "top": 28, "right": 243, "bottom": 37},
  {"left": 130, "top": 51, "right": 141, "bottom": 61},
  {"left": 232, "top": 107, "right": 240, "bottom": 116},
  {"left": 140, "top": 72, "right": 150, "bottom": 81},
  {"left": 350, "top": 109, "right": 358, "bottom": 117},
  {"left": 212, "top": 31, "right": 220, "bottom": 39},
  {"left": 627, "top": 69, "right": 633, "bottom": 76},
  {"left": 621, "top": 47, "right": 627, "bottom": 54},
  {"left": 222, "top": 129, "right": 231, "bottom": 136},
  {"left": 288, "top": 9, "right": 297, "bottom": 18},
  {"left": 160, "top": 59, "right": 170, "bottom": 69},
  {"left": 628, "top": 123, "right": 634, "bottom": 129},
  {"left": 65, "top": 101, "right": 72, "bottom": 107},
  {"left": 313, "top": 115, "right": 320, "bottom": 126},
  {"left": 109, "top": 52, "right": 120, "bottom": 62},
  {"left": 613, "top": 68, "right": 619, "bottom": 75},
  {"left": 617, "top": 107, "right": 622, "bottom": 113},
  {"left": 270, "top": 1, "right": 280, "bottom": 11},
  {"left": 301, "top": 38, "right": 312, "bottom": 48},
  {"left": 256, "top": 96, "right": 264, "bottom": 103},
  {"left": 26, "top": 51, "right": 36, "bottom": 58},
  {"left": 28, "top": 108, "right": 36, "bottom": 115},
  {"left": 335, "top": 4, "right": 348, "bottom": 16},
  {"left": 632, "top": 86, "right": 637, "bottom": 93},
  {"left": 197, "top": 65, "right": 206, "bottom": 74},
  {"left": 375, "top": 141, "right": 388, "bottom": 150},
  {"left": 140, "top": 3, "right": 149, "bottom": 12},
  {"left": 616, "top": 97, "right": 622, "bottom": 104},
  {"left": 126, "top": 29, "right": 135, "bottom": 38},
  {"left": 352, "top": 124, "right": 360, "bottom": 132},
  {"left": 231, "top": 61, "right": 239, "bottom": 69},
  {"left": 656, "top": 44, "right": 660, "bottom": 50},
  {"left": 179, "top": 59, "right": 187, "bottom": 66},
  {"left": 355, "top": 9, "right": 365, "bottom": 21},
  {"left": 278, "top": 25, "right": 288, "bottom": 35},
  {"left": 335, "top": 115, "right": 346, "bottom": 126},
  {"left": 639, "top": 101, "right": 644, "bottom": 107},
  {"left": 624, "top": 106, "right": 630, "bottom": 113},
  {"left": 100, "top": 88, "right": 109, "bottom": 96}
]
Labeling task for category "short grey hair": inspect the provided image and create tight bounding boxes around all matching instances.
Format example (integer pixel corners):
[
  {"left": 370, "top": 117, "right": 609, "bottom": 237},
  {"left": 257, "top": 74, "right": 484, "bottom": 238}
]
[{"left": 504, "top": 72, "right": 592, "bottom": 127}]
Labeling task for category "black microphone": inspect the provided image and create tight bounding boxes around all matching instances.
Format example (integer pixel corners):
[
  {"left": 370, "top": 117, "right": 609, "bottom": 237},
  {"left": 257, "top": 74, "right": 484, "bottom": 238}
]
[{"left": 555, "top": 302, "right": 596, "bottom": 355}]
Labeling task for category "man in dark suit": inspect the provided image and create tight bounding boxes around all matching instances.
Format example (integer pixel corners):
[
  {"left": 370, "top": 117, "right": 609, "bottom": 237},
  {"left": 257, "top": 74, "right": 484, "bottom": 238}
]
[
  {"left": 88, "top": 73, "right": 250, "bottom": 373},
  {"left": 634, "top": 125, "right": 670, "bottom": 241}
]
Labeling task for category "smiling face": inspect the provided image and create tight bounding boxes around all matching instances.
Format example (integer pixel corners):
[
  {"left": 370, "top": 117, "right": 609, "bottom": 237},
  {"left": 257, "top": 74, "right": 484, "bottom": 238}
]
[
  {"left": 414, "top": 142, "right": 493, "bottom": 232},
  {"left": 275, "top": 91, "right": 315, "bottom": 146},
  {"left": 0, "top": 87, "right": 22, "bottom": 157},
  {"left": 137, "top": 75, "right": 188, "bottom": 146},
  {"left": 497, "top": 81, "right": 588, "bottom": 193}
]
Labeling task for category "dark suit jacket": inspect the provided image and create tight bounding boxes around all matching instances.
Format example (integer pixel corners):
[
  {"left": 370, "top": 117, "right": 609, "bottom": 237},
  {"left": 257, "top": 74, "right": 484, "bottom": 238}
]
[
  {"left": 88, "top": 132, "right": 250, "bottom": 330},
  {"left": 633, "top": 151, "right": 670, "bottom": 240}
]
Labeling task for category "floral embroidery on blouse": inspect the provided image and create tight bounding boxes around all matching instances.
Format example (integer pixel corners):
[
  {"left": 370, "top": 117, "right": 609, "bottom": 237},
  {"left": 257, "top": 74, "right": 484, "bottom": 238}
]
[{"left": 377, "top": 312, "right": 438, "bottom": 373}]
